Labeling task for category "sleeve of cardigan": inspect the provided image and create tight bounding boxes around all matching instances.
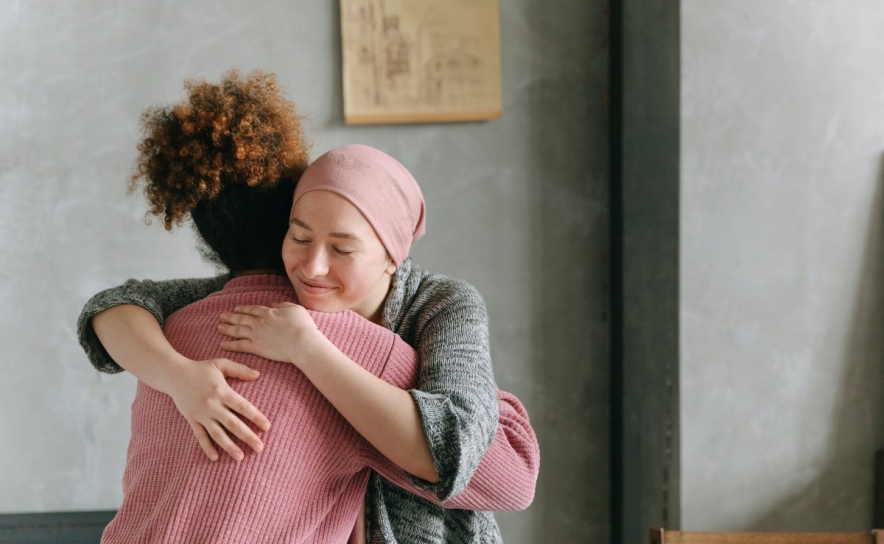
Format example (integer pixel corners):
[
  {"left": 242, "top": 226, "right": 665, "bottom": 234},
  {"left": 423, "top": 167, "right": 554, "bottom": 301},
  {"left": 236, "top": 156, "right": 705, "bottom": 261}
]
[
  {"left": 438, "top": 390, "right": 539, "bottom": 510},
  {"left": 76, "top": 276, "right": 229, "bottom": 373},
  {"left": 362, "top": 389, "right": 540, "bottom": 511},
  {"left": 402, "top": 280, "right": 499, "bottom": 501}
]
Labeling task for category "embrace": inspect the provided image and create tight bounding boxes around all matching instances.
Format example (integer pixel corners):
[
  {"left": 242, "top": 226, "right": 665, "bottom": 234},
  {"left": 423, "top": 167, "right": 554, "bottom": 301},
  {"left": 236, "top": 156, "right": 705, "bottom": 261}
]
[{"left": 77, "top": 70, "right": 539, "bottom": 544}]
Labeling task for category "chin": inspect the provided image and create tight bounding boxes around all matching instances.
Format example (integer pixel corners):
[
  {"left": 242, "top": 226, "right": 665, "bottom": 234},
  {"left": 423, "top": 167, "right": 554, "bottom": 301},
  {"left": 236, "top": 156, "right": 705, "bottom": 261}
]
[{"left": 296, "top": 295, "right": 344, "bottom": 314}]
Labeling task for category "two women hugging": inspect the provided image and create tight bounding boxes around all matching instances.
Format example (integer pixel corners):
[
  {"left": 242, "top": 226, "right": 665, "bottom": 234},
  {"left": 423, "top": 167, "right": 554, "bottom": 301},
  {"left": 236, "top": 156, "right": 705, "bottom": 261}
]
[{"left": 78, "top": 70, "right": 539, "bottom": 544}]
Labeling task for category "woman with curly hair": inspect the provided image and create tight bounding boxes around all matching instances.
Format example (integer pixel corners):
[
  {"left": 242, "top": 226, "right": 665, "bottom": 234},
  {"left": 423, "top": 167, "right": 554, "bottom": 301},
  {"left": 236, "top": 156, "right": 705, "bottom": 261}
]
[{"left": 79, "top": 70, "right": 538, "bottom": 543}]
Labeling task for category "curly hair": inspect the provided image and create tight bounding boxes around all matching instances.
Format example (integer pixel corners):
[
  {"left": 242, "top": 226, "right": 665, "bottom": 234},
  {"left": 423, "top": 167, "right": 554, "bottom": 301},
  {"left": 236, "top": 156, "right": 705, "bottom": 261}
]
[{"left": 130, "top": 69, "right": 309, "bottom": 230}]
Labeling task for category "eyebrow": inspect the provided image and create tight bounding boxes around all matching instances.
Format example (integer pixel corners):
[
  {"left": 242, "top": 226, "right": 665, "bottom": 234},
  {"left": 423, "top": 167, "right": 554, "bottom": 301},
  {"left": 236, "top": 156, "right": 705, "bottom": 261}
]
[{"left": 290, "top": 217, "right": 361, "bottom": 241}]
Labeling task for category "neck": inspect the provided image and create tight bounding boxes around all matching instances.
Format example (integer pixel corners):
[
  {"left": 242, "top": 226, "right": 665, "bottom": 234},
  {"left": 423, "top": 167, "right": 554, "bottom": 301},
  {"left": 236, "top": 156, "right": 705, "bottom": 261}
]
[
  {"left": 358, "top": 273, "right": 393, "bottom": 325},
  {"left": 366, "top": 305, "right": 386, "bottom": 326}
]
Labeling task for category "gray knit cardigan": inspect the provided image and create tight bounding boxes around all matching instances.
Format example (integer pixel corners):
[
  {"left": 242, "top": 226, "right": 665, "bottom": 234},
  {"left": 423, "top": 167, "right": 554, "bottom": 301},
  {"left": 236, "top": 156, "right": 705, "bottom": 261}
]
[{"left": 77, "top": 258, "right": 503, "bottom": 543}]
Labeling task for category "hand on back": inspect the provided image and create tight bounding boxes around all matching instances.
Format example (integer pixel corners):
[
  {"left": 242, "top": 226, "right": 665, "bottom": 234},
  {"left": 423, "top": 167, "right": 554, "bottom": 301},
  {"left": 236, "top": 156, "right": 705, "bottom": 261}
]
[
  {"left": 218, "top": 302, "right": 322, "bottom": 368},
  {"left": 163, "top": 357, "right": 271, "bottom": 462}
]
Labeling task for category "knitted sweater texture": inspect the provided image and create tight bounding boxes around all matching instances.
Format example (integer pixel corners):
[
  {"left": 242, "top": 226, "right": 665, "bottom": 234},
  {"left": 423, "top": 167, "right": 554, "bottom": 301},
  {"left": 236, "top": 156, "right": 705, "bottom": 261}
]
[
  {"left": 78, "top": 259, "right": 540, "bottom": 544},
  {"left": 103, "top": 275, "right": 419, "bottom": 543}
]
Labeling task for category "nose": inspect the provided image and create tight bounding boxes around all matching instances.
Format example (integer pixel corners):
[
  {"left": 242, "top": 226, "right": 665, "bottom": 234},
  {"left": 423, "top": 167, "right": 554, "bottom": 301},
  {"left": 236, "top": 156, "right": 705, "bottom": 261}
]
[{"left": 302, "top": 245, "right": 330, "bottom": 278}]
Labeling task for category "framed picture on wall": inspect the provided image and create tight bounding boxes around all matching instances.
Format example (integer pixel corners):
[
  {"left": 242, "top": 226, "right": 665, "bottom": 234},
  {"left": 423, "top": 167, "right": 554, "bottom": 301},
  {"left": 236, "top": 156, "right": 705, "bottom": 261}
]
[{"left": 340, "top": 0, "right": 502, "bottom": 125}]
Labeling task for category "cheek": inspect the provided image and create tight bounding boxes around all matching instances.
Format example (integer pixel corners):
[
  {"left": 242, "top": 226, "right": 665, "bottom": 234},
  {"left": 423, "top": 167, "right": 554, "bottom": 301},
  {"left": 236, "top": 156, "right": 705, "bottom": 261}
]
[
  {"left": 342, "top": 261, "right": 383, "bottom": 292},
  {"left": 281, "top": 241, "right": 299, "bottom": 268},
  {"left": 335, "top": 262, "right": 372, "bottom": 293},
  {"left": 335, "top": 261, "right": 360, "bottom": 284}
]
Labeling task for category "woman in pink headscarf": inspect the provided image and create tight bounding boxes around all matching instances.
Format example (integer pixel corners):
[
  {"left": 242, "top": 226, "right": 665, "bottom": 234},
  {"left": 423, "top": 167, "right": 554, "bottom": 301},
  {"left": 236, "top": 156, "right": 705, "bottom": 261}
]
[{"left": 218, "top": 144, "right": 533, "bottom": 542}]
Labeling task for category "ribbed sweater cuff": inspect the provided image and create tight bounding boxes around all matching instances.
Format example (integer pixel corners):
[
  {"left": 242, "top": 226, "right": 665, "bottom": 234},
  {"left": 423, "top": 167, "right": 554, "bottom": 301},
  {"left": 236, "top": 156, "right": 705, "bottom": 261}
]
[{"left": 77, "top": 280, "right": 167, "bottom": 374}]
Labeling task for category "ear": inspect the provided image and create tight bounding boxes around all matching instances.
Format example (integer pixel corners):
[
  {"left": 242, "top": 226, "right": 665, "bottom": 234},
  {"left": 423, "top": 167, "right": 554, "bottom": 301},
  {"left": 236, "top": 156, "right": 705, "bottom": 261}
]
[{"left": 385, "top": 255, "right": 397, "bottom": 275}]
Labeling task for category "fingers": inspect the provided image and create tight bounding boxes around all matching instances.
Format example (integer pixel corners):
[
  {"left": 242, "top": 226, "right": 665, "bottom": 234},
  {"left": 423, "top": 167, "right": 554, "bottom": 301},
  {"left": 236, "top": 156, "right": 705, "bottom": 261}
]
[
  {"left": 216, "top": 358, "right": 260, "bottom": 382},
  {"left": 220, "top": 338, "right": 254, "bottom": 354},
  {"left": 227, "top": 393, "right": 271, "bottom": 432},
  {"left": 218, "top": 404, "right": 267, "bottom": 453},
  {"left": 219, "top": 311, "right": 254, "bottom": 327},
  {"left": 209, "top": 366, "right": 270, "bottom": 432},
  {"left": 218, "top": 322, "right": 253, "bottom": 340},
  {"left": 176, "top": 358, "right": 270, "bottom": 462},
  {"left": 205, "top": 419, "right": 245, "bottom": 462},
  {"left": 194, "top": 361, "right": 269, "bottom": 457},
  {"left": 270, "top": 302, "right": 297, "bottom": 309},
  {"left": 188, "top": 421, "right": 220, "bottom": 462},
  {"left": 219, "top": 312, "right": 246, "bottom": 325},
  {"left": 229, "top": 305, "right": 268, "bottom": 317}
]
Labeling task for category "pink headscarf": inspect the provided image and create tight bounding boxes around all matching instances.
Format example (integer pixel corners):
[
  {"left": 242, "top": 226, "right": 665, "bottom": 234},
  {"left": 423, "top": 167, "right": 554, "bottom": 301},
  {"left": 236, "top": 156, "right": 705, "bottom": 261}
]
[{"left": 291, "top": 144, "right": 426, "bottom": 266}]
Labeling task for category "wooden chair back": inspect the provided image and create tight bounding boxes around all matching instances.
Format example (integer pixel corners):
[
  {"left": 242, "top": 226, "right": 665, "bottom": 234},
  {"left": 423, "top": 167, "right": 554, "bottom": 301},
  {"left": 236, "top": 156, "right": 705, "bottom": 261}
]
[{"left": 650, "top": 528, "right": 884, "bottom": 544}]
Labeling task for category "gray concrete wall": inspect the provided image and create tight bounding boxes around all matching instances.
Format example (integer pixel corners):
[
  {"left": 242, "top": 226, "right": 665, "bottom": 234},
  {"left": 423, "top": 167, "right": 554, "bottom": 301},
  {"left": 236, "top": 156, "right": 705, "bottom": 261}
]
[
  {"left": 0, "top": 1, "right": 609, "bottom": 542},
  {"left": 681, "top": 0, "right": 884, "bottom": 531}
]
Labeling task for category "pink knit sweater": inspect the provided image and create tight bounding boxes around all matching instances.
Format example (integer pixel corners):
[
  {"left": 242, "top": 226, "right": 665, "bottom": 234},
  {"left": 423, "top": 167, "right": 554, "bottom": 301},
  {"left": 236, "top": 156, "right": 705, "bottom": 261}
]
[
  {"left": 103, "top": 275, "right": 540, "bottom": 543},
  {"left": 103, "top": 276, "right": 419, "bottom": 543}
]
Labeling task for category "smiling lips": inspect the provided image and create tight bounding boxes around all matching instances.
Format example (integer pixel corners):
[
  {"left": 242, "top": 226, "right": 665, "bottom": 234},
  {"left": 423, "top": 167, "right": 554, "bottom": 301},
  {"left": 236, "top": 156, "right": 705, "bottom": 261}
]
[{"left": 297, "top": 278, "right": 337, "bottom": 296}]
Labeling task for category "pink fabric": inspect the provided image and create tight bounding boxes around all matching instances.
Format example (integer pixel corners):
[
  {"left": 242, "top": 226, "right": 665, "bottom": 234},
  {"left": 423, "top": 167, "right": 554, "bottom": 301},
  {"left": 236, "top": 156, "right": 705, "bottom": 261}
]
[
  {"left": 361, "top": 389, "right": 541, "bottom": 511},
  {"left": 344, "top": 390, "right": 539, "bottom": 542},
  {"left": 435, "top": 390, "right": 540, "bottom": 510},
  {"left": 292, "top": 144, "right": 426, "bottom": 266},
  {"left": 102, "top": 275, "right": 418, "bottom": 544},
  {"left": 103, "top": 275, "right": 540, "bottom": 542}
]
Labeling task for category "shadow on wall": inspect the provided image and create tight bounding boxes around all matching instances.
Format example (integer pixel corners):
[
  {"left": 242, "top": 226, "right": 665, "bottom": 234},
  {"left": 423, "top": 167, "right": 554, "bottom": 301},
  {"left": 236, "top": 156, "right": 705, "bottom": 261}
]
[{"left": 749, "top": 154, "right": 884, "bottom": 531}]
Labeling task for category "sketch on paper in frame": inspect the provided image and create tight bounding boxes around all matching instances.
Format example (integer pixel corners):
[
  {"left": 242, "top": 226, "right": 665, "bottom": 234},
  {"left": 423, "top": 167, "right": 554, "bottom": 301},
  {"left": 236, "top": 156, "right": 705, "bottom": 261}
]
[{"left": 340, "top": 0, "right": 502, "bottom": 125}]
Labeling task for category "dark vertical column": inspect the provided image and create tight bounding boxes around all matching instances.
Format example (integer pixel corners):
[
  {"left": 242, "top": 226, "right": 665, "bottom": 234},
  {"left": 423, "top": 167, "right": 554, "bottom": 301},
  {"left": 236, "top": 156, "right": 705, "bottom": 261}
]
[{"left": 609, "top": 1, "right": 680, "bottom": 543}]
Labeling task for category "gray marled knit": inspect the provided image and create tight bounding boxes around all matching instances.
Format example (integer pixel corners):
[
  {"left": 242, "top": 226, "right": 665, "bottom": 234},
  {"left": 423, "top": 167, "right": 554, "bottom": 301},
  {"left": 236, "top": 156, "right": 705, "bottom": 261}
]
[{"left": 77, "top": 258, "right": 502, "bottom": 544}]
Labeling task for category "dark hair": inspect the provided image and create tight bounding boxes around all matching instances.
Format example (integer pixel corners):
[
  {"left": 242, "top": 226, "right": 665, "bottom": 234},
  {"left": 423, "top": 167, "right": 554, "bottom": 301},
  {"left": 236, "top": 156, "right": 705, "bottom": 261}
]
[
  {"left": 191, "top": 179, "right": 296, "bottom": 273},
  {"left": 128, "top": 69, "right": 309, "bottom": 273}
]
